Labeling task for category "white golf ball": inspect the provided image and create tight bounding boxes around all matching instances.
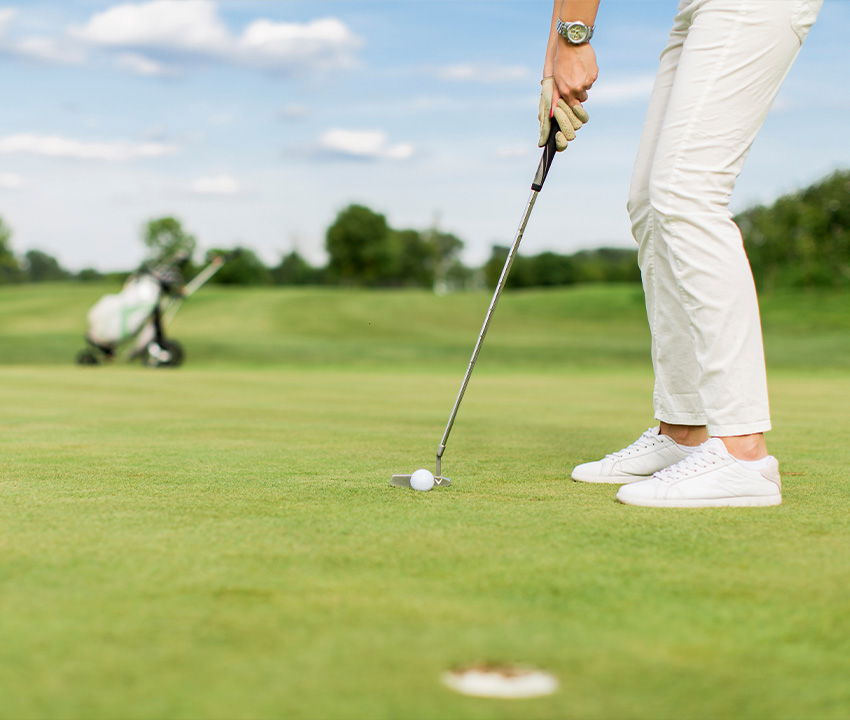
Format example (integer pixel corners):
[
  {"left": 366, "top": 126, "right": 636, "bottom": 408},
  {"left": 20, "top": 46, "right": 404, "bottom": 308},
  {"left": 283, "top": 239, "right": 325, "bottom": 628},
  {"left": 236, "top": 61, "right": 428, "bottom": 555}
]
[{"left": 410, "top": 468, "right": 435, "bottom": 492}]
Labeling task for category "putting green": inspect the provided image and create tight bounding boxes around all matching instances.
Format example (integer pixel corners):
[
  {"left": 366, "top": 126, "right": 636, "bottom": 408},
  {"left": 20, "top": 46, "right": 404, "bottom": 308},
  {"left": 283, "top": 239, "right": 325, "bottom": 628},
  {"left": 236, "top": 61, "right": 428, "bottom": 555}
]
[{"left": 1, "top": 284, "right": 849, "bottom": 719}]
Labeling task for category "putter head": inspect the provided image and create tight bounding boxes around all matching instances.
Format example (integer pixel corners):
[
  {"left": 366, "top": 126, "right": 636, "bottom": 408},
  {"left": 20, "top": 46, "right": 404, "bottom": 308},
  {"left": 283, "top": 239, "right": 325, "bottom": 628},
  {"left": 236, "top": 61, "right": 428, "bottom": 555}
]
[{"left": 390, "top": 474, "right": 451, "bottom": 488}]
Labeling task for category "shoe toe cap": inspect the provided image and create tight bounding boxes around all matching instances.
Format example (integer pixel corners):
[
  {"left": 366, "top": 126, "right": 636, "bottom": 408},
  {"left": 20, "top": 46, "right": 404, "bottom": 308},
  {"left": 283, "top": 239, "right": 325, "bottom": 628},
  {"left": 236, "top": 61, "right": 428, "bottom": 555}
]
[
  {"left": 571, "top": 460, "right": 607, "bottom": 482},
  {"left": 571, "top": 462, "right": 595, "bottom": 481},
  {"left": 616, "top": 477, "right": 666, "bottom": 504}
]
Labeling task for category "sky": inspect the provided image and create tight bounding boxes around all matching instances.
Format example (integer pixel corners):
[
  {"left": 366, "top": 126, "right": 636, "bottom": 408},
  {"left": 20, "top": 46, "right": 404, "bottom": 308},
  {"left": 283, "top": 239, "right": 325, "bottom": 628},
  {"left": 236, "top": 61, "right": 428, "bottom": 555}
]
[{"left": 0, "top": 0, "right": 848, "bottom": 272}]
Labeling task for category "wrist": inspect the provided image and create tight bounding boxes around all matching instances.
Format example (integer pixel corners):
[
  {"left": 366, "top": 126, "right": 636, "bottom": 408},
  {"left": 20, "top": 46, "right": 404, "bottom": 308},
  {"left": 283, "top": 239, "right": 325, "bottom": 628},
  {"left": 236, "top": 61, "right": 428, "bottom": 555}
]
[
  {"left": 557, "top": 37, "right": 590, "bottom": 50},
  {"left": 556, "top": 38, "right": 594, "bottom": 60}
]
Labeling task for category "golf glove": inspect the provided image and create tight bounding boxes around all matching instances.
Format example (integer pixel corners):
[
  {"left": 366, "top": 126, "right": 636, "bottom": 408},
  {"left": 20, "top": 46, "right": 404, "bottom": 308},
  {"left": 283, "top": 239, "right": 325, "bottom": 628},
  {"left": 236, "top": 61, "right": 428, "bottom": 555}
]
[{"left": 538, "top": 77, "right": 589, "bottom": 151}]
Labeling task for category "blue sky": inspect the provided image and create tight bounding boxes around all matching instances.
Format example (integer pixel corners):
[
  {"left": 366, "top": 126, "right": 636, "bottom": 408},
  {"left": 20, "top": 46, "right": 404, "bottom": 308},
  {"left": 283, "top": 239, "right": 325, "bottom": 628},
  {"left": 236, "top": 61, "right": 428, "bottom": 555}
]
[{"left": 0, "top": 0, "right": 848, "bottom": 272}]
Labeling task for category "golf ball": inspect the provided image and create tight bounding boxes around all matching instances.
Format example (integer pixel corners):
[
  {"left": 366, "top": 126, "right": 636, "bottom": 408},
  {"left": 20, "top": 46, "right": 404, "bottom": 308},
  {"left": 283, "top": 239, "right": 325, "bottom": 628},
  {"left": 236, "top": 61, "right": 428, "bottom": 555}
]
[{"left": 410, "top": 468, "right": 435, "bottom": 492}]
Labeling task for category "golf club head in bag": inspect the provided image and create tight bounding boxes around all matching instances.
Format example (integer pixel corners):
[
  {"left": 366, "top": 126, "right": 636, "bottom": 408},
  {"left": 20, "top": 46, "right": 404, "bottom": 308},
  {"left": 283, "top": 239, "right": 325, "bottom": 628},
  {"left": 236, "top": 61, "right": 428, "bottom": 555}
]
[{"left": 390, "top": 121, "right": 561, "bottom": 488}]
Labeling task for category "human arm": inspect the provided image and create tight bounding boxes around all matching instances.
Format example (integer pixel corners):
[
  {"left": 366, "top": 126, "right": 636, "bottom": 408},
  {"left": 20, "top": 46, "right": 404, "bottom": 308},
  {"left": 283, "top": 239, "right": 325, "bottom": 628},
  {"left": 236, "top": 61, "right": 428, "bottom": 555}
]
[{"left": 539, "top": 0, "right": 600, "bottom": 149}]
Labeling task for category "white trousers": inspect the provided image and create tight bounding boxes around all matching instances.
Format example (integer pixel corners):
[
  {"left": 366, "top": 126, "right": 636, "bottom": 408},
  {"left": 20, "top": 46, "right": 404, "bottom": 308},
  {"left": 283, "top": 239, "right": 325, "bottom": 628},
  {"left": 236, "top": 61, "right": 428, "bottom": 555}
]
[{"left": 628, "top": 0, "right": 822, "bottom": 436}]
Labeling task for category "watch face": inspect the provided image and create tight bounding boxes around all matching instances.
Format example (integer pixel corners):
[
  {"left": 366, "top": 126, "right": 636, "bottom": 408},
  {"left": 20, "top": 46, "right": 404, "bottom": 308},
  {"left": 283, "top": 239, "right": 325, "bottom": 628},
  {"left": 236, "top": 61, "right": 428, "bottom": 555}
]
[{"left": 567, "top": 23, "right": 589, "bottom": 43}]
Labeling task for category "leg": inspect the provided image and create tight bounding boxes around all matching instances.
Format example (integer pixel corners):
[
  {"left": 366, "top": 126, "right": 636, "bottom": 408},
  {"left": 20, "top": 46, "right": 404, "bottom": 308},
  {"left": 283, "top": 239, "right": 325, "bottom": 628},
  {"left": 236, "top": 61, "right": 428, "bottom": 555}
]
[
  {"left": 571, "top": 6, "right": 710, "bottom": 486},
  {"left": 628, "top": 8, "right": 708, "bottom": 431},
  {"left": 658, "top": 421, "right": 707, "bottom": 447},
  {"left": 646, "top": 0, "right": 813, "bottom": 439},
  {"left": 616, "top": 0, "right": 823, "bottom": 506}
]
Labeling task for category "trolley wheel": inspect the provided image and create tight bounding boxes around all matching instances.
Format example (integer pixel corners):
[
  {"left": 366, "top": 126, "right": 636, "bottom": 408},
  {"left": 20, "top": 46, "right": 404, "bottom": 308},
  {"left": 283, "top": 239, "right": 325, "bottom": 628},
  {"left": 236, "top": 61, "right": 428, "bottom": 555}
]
[
  {"left": 143, "top": 338, "right": 185, "bottom": 368},
  {"left": 76, "top": 350, "right": 100, "bottom": 366}
]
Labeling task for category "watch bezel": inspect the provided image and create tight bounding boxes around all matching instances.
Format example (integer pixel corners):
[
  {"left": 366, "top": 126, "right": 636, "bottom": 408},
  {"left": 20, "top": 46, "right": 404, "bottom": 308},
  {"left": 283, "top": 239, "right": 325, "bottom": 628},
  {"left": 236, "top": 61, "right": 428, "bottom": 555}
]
[{"left": 557, "top": 19, "right": 594, "bottom": 45}]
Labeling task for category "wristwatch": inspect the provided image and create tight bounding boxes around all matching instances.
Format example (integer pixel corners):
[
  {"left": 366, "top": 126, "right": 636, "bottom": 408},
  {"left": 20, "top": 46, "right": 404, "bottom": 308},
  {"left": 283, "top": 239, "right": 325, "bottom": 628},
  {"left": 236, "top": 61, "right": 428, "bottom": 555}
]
[{"left": 556, "top": 19, "right": 594, "bottom": 45}]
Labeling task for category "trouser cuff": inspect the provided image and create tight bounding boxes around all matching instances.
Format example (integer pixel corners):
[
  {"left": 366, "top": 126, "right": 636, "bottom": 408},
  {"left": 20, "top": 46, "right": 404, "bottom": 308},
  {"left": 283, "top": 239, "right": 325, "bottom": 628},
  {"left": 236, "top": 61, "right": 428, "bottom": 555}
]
[{"left": 707, "top": 420, "right": 772, "bottom": 437}]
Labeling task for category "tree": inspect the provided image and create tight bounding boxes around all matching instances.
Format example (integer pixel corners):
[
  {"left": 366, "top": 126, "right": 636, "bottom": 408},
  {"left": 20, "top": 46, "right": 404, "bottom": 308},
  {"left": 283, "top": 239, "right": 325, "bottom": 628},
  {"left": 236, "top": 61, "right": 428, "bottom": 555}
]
[
  {"left": 324, "top": 205, "right": 468, "bottom": 288},
  {"left": 443, "top": 258, "right": 475, "bottom": 290},
  {"left": 484, "top": 246, "right": 510, "bottom": 289},
  {"left": 483, "top": 244, "right": 640, "bottom": 289},
  {"left": 207, "top": 247, "right": 270, "bottom": 285},
  {"left": 23, "top": 249, "right": 69, "bottom": 282},
  {"left": 325, "top": 204, "right": 394, "bottom": 286},
  {"left": 0, "top": 216, "right": 22, "bottom": 284},
  {"left": 572, "top": 248, "right": 641, "bottom": 284},
  {"left": 427, "top": 229, "right": 464, "bottom": 292},
  {"left": 143, "top": 216, "right": 196, "bottom": 263},
  {"left": 738, "top": 169, "right": 850, "bottom": 290},
  {"left": 76, "top": 268, "right": 105, "bottom": 282},
  {"left": 528, "top": 251, "right": 577, "bottom": 287},
  {"left": 272, "top": 251, "right": 325, "bottom": 285},
  {"left": 389, "top": 229, "right": 433, "bottom": 287}
]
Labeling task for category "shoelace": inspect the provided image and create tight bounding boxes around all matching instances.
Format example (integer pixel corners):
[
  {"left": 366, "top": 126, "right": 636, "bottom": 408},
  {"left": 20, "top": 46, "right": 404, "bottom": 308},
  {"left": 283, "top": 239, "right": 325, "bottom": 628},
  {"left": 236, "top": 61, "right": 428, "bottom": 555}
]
[
  {"left": 605, "top": 428, "right": 659, "bottom": 460},
  {"left": 655, "top": 444, "right": 724, "bottom": 483}
]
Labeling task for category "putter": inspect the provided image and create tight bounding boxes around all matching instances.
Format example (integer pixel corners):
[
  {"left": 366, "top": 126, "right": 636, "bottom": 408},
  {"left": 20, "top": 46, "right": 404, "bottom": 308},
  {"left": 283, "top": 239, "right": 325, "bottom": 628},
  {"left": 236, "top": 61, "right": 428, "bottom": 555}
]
[{"left": 391, "top": 120, "right": 561, "bottom": 489}]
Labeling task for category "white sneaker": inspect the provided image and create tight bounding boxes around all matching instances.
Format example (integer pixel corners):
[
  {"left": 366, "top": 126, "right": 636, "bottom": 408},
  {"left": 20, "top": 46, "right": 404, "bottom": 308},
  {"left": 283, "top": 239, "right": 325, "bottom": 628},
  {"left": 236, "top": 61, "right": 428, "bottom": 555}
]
[
  {"left": 571, "top": 426, "right": 692, "bottom": 484},
  {"left": 616, "top": 438, "right": 782, "bottom": 508}
]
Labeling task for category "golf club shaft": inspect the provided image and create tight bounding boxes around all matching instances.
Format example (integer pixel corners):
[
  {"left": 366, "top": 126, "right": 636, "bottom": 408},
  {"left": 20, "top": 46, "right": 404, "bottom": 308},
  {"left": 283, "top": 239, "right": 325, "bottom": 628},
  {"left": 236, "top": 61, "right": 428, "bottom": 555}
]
[
  {"left": 435, "top": 124, "right": 560, "bottom": 478},
  {"left": 436, "top": 189, "right": 538, "bottom": 477}
]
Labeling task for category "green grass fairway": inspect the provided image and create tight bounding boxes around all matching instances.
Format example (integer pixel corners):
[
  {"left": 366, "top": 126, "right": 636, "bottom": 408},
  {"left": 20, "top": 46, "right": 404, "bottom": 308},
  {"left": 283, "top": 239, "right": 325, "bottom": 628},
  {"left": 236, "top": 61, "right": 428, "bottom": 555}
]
[{"left": 1, "top": 284, "right": 849, "bottom": 719}]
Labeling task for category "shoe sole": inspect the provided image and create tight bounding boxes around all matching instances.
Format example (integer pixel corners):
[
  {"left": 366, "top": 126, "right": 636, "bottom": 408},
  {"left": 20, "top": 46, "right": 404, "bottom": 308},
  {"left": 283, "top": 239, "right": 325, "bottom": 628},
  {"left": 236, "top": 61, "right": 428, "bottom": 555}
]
[
  {"left": 616, "top": 493, "right": 782, "bottom": 508},
  {"left": 571, "top": 472, "right": 649, "bottom": 485}
]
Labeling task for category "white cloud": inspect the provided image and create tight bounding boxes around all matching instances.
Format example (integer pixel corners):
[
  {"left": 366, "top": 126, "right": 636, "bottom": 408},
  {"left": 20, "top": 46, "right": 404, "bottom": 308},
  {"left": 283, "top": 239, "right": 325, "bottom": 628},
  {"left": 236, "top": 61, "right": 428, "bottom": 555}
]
[
  {"left": 117, "top": 52, "right": 174, "bottom": 77},
  {"left": 190, "top": 174, "right": 241, "bottom": 196},
  {"left": 317, "top": 130, "right": 414, "bottom": 161},
  {"left": 71, "top": 1, "right": 361, "bottom": 75},
  {"left": 0, "top": 172, "right": 24, "bottom": 190},
  {"left": 435, "top": 63, "right": 529, "bottom": 84},
  {"left": 0, "top": 7, "right": 17, "bottom": 34},
  {"left": 0, "top": 133, "right": 179, "bottom": 161},
  {"left": 0, "top": 8, "right": 86, "bottom": 64},
  {"left": 234, "top": 18, "right": 360, "bottom": 71},
  {"left": 13, "top": 36, "right": 86, "bottom": 64},
  {"left": 71, "top": 0, "right": 229, "bottom": 51}
]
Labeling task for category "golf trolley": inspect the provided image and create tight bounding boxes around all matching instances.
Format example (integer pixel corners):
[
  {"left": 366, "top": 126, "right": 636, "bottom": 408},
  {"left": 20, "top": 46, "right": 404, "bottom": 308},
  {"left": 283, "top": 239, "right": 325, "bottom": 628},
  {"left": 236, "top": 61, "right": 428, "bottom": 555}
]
[{"left": 75, "top": 252, "right": 231, "bottom": 368}]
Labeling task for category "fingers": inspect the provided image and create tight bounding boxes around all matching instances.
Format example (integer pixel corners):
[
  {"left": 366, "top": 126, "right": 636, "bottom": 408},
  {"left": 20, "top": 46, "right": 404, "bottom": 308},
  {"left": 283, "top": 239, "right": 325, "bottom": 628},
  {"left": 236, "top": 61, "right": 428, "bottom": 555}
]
[
  {"left": 558, "top": 79, "right": 589, "bottom": 107},
  {"left": 538, "top": 77, "right": 555, "bottom": 147},
  {"left": 538, "top": 98, "right": 551, "bottom": 148},
  {"left": 555, "top": 131, "right": 568, "bottom": 152},
  {"left": 572, "top": 104, "right": 589, "bottom": 124},
  {"left": 539, "top": 77, "right": 590, "bottom": 152},
  {"left": 551, "top": 98, "right": 589, "bottom": 151},
  {"left": 553, "top": 110, "right": 576, "bottom": 142},
  {"left": 555, "top": 99, "right": 583, "bottom": 132}
]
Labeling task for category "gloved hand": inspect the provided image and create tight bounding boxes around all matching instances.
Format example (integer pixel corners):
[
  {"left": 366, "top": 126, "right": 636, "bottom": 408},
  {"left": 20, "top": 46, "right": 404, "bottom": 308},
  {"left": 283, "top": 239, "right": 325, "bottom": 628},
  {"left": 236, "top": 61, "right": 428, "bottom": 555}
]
[{"left": 538, "top": 77, "right": 589, "bottom": 151}]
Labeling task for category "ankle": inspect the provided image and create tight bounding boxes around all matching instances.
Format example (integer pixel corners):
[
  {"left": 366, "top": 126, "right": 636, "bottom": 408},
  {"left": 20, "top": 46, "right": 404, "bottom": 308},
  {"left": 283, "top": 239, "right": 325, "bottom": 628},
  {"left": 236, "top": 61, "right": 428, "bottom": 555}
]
[
  {"left": 718, "top": 433, "right": 768, "bottom": 461},
  {"left": 659, "top": 422, "right": 708, "bottom": 447}
]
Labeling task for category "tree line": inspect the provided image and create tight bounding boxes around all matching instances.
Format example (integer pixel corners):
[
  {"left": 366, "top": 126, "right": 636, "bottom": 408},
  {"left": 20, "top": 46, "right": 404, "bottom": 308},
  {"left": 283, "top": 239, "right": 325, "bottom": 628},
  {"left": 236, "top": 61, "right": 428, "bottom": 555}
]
[
  {"left": 738, "top": 169, "right": 850, "bottom": 291},
  {"left": 1, "top": 168, "right": 848, "bottom": 290},
  {"left": 0, "top": 204, "right": 640, "bottom": 290}
]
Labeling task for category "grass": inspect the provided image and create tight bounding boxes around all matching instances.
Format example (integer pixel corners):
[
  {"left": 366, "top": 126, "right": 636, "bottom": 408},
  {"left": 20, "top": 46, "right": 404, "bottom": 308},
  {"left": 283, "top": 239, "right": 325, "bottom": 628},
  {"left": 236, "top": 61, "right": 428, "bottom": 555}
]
[{"left": 1, "top": 282, "right": 849, "bottom": 719}]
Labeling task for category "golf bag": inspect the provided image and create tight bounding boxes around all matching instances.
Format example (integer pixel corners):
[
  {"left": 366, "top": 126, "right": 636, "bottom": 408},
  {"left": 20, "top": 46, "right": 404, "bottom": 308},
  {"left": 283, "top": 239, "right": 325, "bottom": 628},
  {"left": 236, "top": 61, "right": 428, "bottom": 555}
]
[{"left": 75, "top": 252, "right": 228, "bottom": 368}]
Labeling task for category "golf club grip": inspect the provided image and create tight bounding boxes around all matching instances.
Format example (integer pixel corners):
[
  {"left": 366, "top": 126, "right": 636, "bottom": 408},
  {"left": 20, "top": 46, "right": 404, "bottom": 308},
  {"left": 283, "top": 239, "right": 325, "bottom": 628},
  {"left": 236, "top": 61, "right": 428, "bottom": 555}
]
[{"left": 531, "top": 118, "right": 560, "bottom": 192}]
